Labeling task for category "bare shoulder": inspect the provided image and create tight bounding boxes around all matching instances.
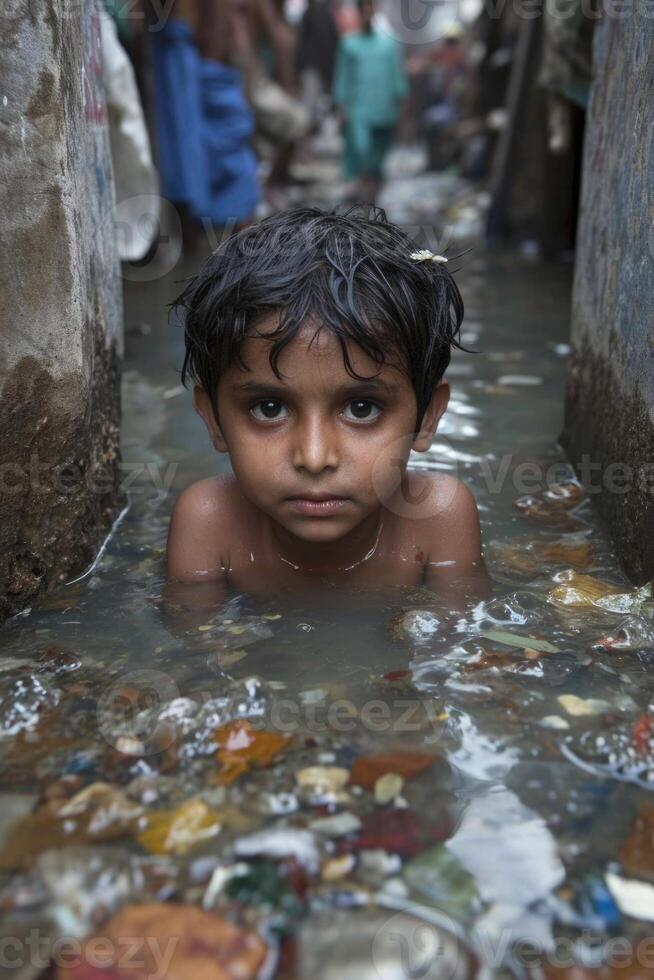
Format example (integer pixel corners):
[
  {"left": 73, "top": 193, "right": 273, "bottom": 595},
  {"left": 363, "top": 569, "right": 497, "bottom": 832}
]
[
  {"left": 430, "top": 473, "right": 480, "bottom": 524},
  {"left": 416, "top": 474, "right": 489, "bottom": 601},
  {"left": 166, "top": 476, "right": 241, "bottom": 583},
  {"left": 401, "top": 471, "right": 483, "bottom": 568}
]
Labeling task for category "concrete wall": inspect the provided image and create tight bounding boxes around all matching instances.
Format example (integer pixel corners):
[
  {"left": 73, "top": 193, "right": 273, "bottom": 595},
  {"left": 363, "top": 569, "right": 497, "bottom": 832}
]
[
  {"left": 0, "top": 0, "right": 124, "bottom": 619},
  {"left": 562, "top": 2, "right": 654, "bottom": 584}
]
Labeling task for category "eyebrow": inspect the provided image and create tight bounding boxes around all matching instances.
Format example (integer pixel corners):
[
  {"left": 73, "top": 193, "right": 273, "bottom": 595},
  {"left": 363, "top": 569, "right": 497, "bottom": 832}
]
[{"left": 233, "top": 379, "right": 400, "bottom": 395}]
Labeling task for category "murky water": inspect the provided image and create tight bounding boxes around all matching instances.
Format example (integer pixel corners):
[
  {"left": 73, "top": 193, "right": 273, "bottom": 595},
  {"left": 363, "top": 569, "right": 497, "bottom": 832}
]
[{"left": 2, "top": 221, "right": 653, "bottom": 978}]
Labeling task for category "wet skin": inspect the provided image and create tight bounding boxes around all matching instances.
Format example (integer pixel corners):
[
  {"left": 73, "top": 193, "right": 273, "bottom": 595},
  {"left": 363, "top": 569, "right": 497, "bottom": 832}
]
[{"left": 166, "top": 316, "right": 488, "bottom": 607}]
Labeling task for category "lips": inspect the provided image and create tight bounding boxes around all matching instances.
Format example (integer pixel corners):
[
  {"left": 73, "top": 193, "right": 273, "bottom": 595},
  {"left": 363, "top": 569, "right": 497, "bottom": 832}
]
[
  {"left": 287, "top": 494, "right": 348, "bottom": 502},
  {"left": 286, "top": 495, "right": 350, "bottom": 516}
]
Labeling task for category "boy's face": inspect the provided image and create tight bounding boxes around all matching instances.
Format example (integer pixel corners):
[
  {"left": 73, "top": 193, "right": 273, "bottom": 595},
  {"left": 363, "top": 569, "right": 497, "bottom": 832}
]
[{"left": 194, "top": 316, "right": 449, "bottom": 548}]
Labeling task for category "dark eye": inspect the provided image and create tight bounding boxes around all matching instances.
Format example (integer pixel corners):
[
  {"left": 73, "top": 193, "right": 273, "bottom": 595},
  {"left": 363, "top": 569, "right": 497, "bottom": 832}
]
[
  {"left": 250, "top": 400, "right": 288, "bottom": 421},
  {"left": 342, "top": 400, "right": 382, "bottom": 422}
]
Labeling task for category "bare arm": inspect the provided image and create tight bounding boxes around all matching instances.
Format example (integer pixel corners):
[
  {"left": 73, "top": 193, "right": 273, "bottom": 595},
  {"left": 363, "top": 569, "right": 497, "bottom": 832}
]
[
  {"left": 164, "top": 479, "right": 230, "bottom": 618},
  {"left": 424, "top": 477, "right": 492, "bottom": 608}
]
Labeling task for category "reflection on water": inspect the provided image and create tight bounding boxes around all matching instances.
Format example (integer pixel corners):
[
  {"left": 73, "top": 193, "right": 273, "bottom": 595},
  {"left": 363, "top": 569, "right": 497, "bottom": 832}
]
[{"left": 2, "top": 253, "right": 653, "bottom": 977}]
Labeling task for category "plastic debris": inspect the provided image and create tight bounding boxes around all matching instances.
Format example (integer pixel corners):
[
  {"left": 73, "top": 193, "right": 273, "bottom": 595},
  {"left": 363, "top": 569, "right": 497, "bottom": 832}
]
[
  {"left": 37, "top": 847, "right": 136, "bottom": 938},
  {"left": 296, "top": 766, "right": 350, "bottom": 798},
  {"left": 447, "top": 788, "right": 565, "bottom": 927},
  {"left": 0, "top": 673, "right": 61, "bottom": 738},
  {"left": 54, "top": 902, "right": 268, "bottom": 979},
  {"left": 216, "top": 649, "right": 248, "bottom": 669},
  {"left": 358, "top": 848, "right": 402, "bottom": 881},
  {"left": 593, "top": 582, "right": 653, "bottom": 616},
  {"left": 404, "top": 843, "right": 480, "bottom": 920},
  {"left": 539, "top": 715, "right": 570, "bottom": 731},
  {"left": 549, "top": 571, "right": 629, "bottom": 610},
  {"left": 214, "top": 719, "right": 292, "bottom": 785},
  {"left": 374, "top": 773, "right": 404, "bottom": 805},
  {"left": 576, "top": 875, "right": 622, "bottom": 931},
  {"left": 36, "top": 647, "right": 82, "bottom": 676},
  {"left": 515, "top": 481, "right": 585, "bottom": 528},
  {"left": 349, "top": 752, "right": 436, "bottom": 790},
  {"left": 605, "top": 871, "right": 654, "bottom": 922},
  {"left": 0, "top": 782, "right": 142, "bottom": 869},
  {"left": 260, "top": 792, "right": 299, "bottom": 816},
  {"left": 224, "top": 858, "right": 305, "bottom": 919},
  {"left": 348, "top": 808, "right": 424, "bottom": 858},
  {"left": 388, "top": 609, "right": 441, "bottom": 644},
  {"left": 203, "top": 862, "right": 251, "bottom": 909},
  {"left": 310, "top": 812, "right": 362, "bottom": 837},
  {"left": 490, "top": 538, "right": 593, "bottom": 575},
  {"left": 235, "top": 828, "right": 320, "bottom": 873},
  {"left": 137, "top": 799, "right": 222, "bottom": 855},
  {"left": 321, "top": 854, "right": 356, "bottom": 882},
  {"left": 595, "top": 617, "right": 654, "bottom": 652},
  {"left": 157, "top": 697, "right": 199, "bottom": 736},
  {"left": 558, "top": 695, "right": 611, "bottom": 717},
  {"left": 462, "top": 649, "right": 515, "bottom": 672}
]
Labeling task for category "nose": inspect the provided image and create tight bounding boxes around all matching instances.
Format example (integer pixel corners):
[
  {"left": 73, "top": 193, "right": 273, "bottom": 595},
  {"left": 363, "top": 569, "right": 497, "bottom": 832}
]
[{"left": 291, "top": 412, "right": 339, "bottom": 474}]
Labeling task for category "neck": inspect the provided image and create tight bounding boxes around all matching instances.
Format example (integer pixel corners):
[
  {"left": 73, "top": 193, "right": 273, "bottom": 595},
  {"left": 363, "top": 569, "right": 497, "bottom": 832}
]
[{"left": 268, "top": 508, "right": 384, "bottom": 574}]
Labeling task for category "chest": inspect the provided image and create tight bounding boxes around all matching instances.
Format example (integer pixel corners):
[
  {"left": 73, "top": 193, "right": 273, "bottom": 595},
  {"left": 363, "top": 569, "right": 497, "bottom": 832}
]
[{"left": 224, "top": 539, "right": 427, "bottom": 596}]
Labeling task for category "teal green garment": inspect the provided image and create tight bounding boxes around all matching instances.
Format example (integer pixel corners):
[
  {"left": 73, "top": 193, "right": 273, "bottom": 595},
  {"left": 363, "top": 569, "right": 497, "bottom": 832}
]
[
  {"left": 332, "top": 29, "right": 408, "bottom": 126},
  {"left": 259, "top": 37, "right": 276, "bottom": 76},
  {"left": 342, "top": 121, "right": 394, "bottom": 179},
  {"left": 333, "top": 29, "right": 407, "bottom": 178},
  {"left": 101, "top": 0, "right": 133, "bottom": 43}
]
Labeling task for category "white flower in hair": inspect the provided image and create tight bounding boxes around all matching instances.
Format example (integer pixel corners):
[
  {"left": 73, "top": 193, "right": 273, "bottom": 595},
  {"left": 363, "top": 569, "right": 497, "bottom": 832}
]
[{"left": 410, "top": 249, "right": 448, "bottom": 264}]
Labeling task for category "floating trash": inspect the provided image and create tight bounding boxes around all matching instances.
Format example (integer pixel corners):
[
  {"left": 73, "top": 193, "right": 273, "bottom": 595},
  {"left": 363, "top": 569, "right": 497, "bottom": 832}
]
[
  {"left": 605, "top": 872, "right": 654, "bottom": 922},
  {"left": 594, "top": 617, "right": 654, "bottom": 652},
  {"left": 234, "top": 828, "right": 320, "bottom": 873},
  {"left": 310, "top": 812, "right": 362, "bottom": 837},
  {"left": 558, "top": 695, "right": 612, "bottom": 717},
  {"left": 389, "top": 609, "right": 441, "bottom": 644},
  {"left": 137, "top": 799, "right": 222, "bottom": 855},
  {"left": 490, "top": 537, "right": 594, "bottom": 575},
  {"left": 214, "top": 719, "right": 293, "bottom": 785},
  {"left": 374, "top": 773, "right": 405, "bottom": 805},
  {"left": 0, "top": 673, "right": 61, "bottom": 738},
  {"left": 53, "top": 903, "right": 268, "bottom": 979},
  {"left": 349, "top": 751, "right": 436, "bottom": 790}
]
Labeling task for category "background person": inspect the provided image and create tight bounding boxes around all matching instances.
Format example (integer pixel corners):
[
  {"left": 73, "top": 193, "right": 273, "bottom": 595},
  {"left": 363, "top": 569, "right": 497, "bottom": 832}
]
[{"left": 332, "top": 0, "right": 408, "bottom": 202}]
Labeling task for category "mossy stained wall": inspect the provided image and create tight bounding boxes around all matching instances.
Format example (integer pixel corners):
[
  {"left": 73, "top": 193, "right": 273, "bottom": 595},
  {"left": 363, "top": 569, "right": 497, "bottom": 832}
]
[
  {"left": 0, "top": 1, "right": 124, "bottom": 618},
  {"left": 562, "top": 4, "right": 654, "bottom": 584}
]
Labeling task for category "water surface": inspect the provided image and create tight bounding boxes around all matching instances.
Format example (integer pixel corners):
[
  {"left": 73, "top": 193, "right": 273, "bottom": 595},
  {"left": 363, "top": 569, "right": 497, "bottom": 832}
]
[{"left": 2, "top": 241, "right": 652, "bottom": 978}]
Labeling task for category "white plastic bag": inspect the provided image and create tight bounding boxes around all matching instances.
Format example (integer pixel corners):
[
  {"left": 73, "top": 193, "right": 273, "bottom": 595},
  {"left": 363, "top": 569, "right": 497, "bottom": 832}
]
[{"left": 99, "top": 6, "right": 160, "bottom": 261}]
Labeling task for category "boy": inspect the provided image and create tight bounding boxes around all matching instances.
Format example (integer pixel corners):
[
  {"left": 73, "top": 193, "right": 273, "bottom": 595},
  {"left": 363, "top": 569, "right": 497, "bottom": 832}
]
[{"left": 167, "top": 207, "right": 486, "bottom": 602}]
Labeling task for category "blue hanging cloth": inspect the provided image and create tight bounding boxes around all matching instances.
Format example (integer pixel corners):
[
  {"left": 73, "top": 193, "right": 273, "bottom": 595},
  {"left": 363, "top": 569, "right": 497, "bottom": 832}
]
[{"left": 151, "top": 19, "right": 259, "bottom": 226}]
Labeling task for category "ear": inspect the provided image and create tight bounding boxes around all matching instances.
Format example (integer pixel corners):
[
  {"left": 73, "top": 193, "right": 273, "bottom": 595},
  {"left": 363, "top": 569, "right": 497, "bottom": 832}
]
[
  {"left": 412, "top": 380, "right": 450, "bottom": 453},
  {"left": 193, "top": 386, "right": 229, "bottom": 453}
]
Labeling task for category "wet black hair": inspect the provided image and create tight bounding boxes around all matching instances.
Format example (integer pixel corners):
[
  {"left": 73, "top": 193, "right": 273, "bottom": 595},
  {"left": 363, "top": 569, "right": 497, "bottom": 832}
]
[{"left": 173, "top": 205, "right": 468, "bottom": 434}]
